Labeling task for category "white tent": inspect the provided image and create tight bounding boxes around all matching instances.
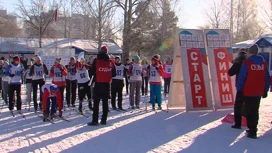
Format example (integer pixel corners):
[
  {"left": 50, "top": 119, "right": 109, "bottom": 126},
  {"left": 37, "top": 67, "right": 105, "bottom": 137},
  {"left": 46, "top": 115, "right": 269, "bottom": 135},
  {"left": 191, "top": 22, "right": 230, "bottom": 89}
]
[{"left": 0, "top": 37, "right": 122, "bottom": 55}]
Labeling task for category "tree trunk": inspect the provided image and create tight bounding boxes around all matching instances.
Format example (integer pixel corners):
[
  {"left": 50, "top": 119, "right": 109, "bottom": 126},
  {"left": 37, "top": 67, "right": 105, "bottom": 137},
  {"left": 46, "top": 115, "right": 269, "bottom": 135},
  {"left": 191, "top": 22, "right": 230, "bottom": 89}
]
[
  {"left": 122, "top": 0, "right": 129, "bottom": 61},
  {"left": 98, "top": 0, "right": 102, "bottom": 50},
  {"left": 39, "top": 25, "right": 42, "bottom": 48}
]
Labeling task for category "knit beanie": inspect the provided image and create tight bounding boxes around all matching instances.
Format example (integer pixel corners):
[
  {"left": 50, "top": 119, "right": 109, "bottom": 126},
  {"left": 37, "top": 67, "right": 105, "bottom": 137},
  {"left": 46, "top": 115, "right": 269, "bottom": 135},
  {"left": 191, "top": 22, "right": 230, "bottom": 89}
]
[
  {"left": 133, "top": 55, "right": 140, "bottom": 61},
  {"left": 13, "top": 56, "right": 20, "bottom": 62},
  {"left": 99, "top": 46, "right": 108, "bottom": 54}
]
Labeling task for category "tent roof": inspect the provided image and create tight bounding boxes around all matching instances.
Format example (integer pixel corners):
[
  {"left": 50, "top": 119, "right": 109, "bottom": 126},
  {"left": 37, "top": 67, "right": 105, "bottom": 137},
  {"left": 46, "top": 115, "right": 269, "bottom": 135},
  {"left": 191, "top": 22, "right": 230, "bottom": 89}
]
[
  {"left": 232, "top": 34, "right": 272, "bottom": 49},
  {"left": 0, "top": 37, "right": 122, "bottom": 54}
]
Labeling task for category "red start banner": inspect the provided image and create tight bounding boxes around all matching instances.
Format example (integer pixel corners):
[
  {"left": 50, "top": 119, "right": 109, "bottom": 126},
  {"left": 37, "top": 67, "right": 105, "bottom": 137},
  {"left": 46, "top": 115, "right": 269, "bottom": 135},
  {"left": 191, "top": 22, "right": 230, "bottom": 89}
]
[
  {"left": 187, "top": 49, "right": 207, "bottom": 108},
  {"left": 179, "top": 29, "right": 213, "bottom": 111},
  {"left": 214, "top": 48, "right": 234, "bottom": 106}
]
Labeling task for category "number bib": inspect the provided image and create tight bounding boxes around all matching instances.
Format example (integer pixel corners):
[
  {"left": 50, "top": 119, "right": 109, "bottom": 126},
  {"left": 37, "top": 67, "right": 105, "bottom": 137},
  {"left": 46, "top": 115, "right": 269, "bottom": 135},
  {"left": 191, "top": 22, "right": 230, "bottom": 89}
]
[
  {"left": 9, "top": 64, "right": 23, "bottom": 83},
  {"left": 32, "top": 65, "right": 44, "bottom": 80},
  {"left": 130, "top": 64, "right": 142, "bottom": 81},
  {"left": 113, "top": 65, "right": 124, "bottom": 80},
  {"left": 66, "top": 65, "right": 77, "bottom": 80},
  {"left": 52, "top": 67, "right": 64, "bottom": 82},
  {"left": 165, "top": 64, "right": 172, "bottom": 74},
  {"left": 76, "top": 66, "right": 90, "bottom": 83},
  {"left": 149, "top": 65, "right": 162, "bottom": 83}
]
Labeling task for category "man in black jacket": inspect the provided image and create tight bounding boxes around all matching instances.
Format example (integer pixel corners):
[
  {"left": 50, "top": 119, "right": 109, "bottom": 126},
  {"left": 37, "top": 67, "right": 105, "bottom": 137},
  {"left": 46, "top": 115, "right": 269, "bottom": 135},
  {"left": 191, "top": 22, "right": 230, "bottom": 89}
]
[
  {"left": 228, "top": 51, "right": 247, "bottom": 129},
  {"left": 87, "top": 46, "right": 116, "bottom": 126}
]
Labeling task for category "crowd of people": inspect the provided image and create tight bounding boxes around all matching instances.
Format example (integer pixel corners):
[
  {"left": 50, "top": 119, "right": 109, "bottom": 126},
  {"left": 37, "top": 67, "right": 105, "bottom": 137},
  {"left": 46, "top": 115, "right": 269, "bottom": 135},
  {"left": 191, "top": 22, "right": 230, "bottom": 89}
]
[{"left": 0, "top": 46, "right": 173, "bottom": 126}]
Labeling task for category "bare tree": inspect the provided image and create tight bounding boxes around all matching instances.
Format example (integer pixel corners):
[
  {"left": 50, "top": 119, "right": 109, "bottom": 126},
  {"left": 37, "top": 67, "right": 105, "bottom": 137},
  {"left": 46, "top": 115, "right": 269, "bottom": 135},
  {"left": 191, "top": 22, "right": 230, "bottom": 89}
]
[
  {"left": 17, "top": 0, "right": 58, "bottom": 48},
  {"left": 0, "top": 14, "right": 22, "bottom": 37},
  {"left": 206, "top": 0, "right": 224, "bottom": 28},
  {"left": 79, "top": 0, "right": 118, "bottom": 49},
  {"left": 232, "top": 0, "right": 264, "bottom": 42},
  {"left": 114, "top": 0, "right": 152, "bottom": 60}
]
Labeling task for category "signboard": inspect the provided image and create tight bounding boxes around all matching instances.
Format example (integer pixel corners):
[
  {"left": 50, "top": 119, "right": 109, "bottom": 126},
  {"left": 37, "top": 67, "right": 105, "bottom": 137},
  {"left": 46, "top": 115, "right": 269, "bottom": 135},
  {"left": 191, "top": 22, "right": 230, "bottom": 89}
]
[
  {"left": 204, "top": 29, "right": 235, "bottom": 109},
  {"left": 179, "top": 29, "right": 213, "bottom": 111},
  {"left": 35, "top": 48, "right": 75, "bottom": 70}
]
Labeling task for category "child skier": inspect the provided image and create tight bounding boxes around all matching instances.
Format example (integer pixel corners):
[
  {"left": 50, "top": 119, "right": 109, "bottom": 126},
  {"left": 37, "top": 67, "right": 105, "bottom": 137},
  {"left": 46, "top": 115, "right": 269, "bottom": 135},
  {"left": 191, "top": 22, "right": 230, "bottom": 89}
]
[
  {"left": 128, "top": 55, "right": 143, "bottom": 109},
  {"left": 163, "top": 56, "right": 172, "bottom": 97},
  {"left": 5, "top": 56, "right": 24, "bottom": 114},
  {"left": 29, "top": 55, "right": 48, "bottom": 112},
  {"left": 65, "top": 57, "right": 77, "bottom": 108},
  {"left": 76, "top": 58, "right": 92, "bottom": 113},
  {"left": 1, "top": 60, "right": 9, "bottom": 105},
  {"left": 49, "top": 58, "right": 67, "bottom": 116},
  {"left": 41, "top": 83, "right": 62, "bottom": 120},
  {"left": 24, "top": 60, "right": 33, "bottom": 111},
  {"left": 111, "top": 56, "right": 126, "bottom": 110},
  {"left": 148, "top": 55, "right": 164, "bottom": 110},
  {"left": 141, "top": 58, "right": 149, "bottom": 96}
]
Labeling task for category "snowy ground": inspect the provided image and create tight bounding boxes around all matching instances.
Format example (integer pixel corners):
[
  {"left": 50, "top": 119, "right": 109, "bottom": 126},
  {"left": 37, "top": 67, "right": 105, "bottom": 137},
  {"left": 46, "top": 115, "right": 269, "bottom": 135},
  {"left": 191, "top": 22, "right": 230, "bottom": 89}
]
[{"left": 0, "top": 85, "right": 272, "bottom": 153}]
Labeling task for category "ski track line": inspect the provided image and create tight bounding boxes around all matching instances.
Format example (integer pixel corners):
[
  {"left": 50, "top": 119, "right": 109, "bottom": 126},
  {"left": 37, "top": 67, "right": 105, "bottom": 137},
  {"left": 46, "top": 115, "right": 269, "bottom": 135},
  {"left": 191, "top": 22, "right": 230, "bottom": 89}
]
[{"left": 39, "top": 110, "right": 156, "bottom": 153}]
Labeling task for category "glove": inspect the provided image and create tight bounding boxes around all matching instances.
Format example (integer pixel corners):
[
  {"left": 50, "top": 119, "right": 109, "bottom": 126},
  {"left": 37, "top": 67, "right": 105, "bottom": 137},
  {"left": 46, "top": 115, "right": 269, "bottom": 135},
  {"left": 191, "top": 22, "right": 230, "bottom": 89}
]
[
  {"left": 263, "top": 92, "right": 268, "bottom": 98},
  {"left": 9, "top": 74, "right": 15, "bottom": 77}
]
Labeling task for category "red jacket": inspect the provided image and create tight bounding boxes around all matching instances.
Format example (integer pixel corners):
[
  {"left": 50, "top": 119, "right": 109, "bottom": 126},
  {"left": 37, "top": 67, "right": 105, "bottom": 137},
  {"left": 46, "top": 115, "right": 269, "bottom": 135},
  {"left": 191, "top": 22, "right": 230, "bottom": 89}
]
[{"left": 50, "top": 64, "right": 68, "bottom": 87}]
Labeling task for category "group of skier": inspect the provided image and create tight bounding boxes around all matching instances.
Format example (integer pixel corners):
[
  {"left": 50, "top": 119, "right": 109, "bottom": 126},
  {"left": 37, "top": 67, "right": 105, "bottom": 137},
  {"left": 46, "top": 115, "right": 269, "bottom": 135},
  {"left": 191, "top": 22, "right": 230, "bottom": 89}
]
[{"left": 0, "top": 46, "right": 173, "bottom": 125}]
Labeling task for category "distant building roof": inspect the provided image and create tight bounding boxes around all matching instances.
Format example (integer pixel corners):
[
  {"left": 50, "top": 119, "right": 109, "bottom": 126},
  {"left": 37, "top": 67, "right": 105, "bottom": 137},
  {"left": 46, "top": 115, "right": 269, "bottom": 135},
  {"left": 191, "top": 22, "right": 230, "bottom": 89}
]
[{"left": 0, "top": 37, "right": 122, "bottom": 54}]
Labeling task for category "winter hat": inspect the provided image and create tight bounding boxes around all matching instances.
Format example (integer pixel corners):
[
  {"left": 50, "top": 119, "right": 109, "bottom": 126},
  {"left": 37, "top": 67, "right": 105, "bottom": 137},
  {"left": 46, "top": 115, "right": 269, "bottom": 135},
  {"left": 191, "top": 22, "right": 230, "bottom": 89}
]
[
  {"left": 133, "top": 55, "right": 140, "bottom": 61},
  {"left": 115, "top": 56, "right": 121, "bottom": 60},
  {"left": 248, "top": 44, "right": 259, "bottom": 55},
  {"left": 76, "top": 61, "right": 83, "bottom": 69},
  {"left": 238, "top": 51, "right": 247, "bottom": 57},
  {"left": 55, "top": 58, "right": 61, "bottom": 63},
  {"left": 70, "top": 57, "right": 76, "bottom": 61},
  {"left": 99, "top": 46, "right": 108, "bottom": 54},
  {"left": 152, "top": 55, "right": 159, "bottom": 62},
  {"left": 35, "top": 55, "right": 41, "bottom": 62},
  {"left": 13, "top": 56, "right": 20, "bottom": 62},
  {"left": 156, "top": 54, "right": 161, "bottom": 60},
  {"left": 27, "top": 60, "right": 32, "bottom": 66},
  {"left": 50, "top": 85, "right": 58, "bottom": 92}
]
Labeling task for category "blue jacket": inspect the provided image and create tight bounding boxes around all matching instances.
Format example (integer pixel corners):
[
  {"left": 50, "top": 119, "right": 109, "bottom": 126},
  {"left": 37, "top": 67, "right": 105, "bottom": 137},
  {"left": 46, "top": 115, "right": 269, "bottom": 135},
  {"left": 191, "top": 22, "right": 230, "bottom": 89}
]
[{"left": 237, "top": 55, "right": 270, "bottom": 97}]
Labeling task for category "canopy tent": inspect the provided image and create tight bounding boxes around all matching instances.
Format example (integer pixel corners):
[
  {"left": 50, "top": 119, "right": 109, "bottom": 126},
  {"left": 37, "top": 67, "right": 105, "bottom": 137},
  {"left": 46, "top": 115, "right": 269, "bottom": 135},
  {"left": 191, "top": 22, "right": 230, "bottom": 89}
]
[
  {"left": 0, "top": 37, "right": 122, "bottom": 55},
  {"left": 232, "top": 34, "right": 272, "bottom": 72},
  {"left": 232, "top": 34, "right": 272, "bottom": 49}
]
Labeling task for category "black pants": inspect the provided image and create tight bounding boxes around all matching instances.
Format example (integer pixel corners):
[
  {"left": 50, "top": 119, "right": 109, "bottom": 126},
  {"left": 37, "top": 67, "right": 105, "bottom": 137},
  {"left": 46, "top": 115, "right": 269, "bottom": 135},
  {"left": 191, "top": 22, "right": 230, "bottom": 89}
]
[
  {"left": 142, "top": 77, "right": 148, "bottom": 95},
  {"left": 111, "top": 79, "right": 124, "bottom": 109},
  {"left": 244, "top": 96, "right": 261, "bottom": 134},
  {"left": 125, "top": 76, "right": 129, "bottom": 94},
  {"left": 92, "top": 97, "right": 108, "bottom": 123},
  {"left": 234, "top": 92, "right": 244, "bottom": 126},
  {"left": 78, "top": 81, "right": 92, "bottom": 108},
  {"left": 8, "top": 84, "right": 21, "bottom": 111},
  {"left": 164, "top": 78, "right": 171, "bottom": 94},
  {"left": 32, "top": 79, "right": 45, "bottom": 110},
  {"left": 66, "top": 80, "right": 77, "bottom": 106}
]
